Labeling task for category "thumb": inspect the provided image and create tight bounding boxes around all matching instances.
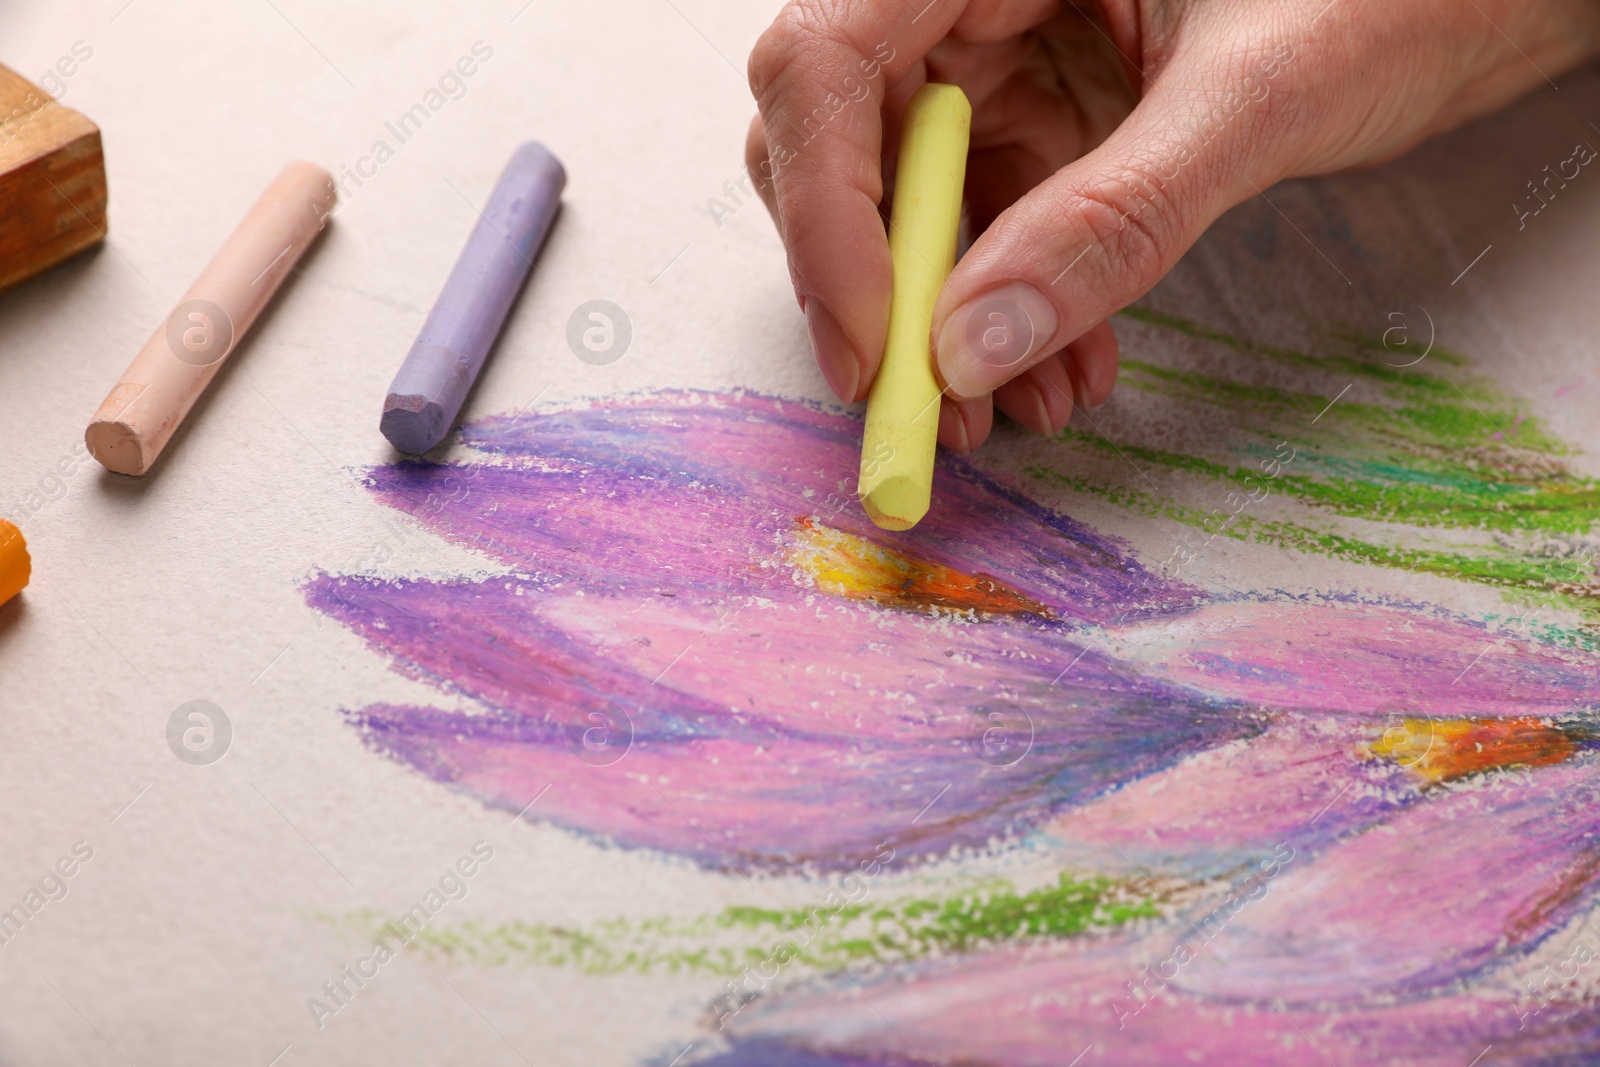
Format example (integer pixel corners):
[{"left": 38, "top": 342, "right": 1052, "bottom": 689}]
[{"left": 932, "top": 36, "right": 1302, "bottom": 400}]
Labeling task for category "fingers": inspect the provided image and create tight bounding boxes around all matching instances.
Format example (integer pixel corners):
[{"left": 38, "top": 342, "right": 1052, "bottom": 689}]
[
  {"left": 942, "top": 320, "right": 1111, "bottom": 451},
  {"left": 940, "top": 335, "right": 1107, "bottom": 447},
  {"left": 747, "top": 114, "right": 866, "bottom": 404},
  {"left": 746, "top": 1, "right": 966, "bottom": 402},
  {"left": 932, "top": 33, "right": 1304, "bottom": 399},
  {"left": 1066, "top": 318, "right": 1119, "bottom": 408},
  {"left": 994, "top": 351, "right": 1075, "bottom": 434},
  {"left": 937, "top": 393, "right": 992, "bottom": 454},
  {"left": 991, "top": 320, "right": 1119, "bottom": 436},
  {"left": 747, "top": 0, "right": 1064, "bottom": 403}
]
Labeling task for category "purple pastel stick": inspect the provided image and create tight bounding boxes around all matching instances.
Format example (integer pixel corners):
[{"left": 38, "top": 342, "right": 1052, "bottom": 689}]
[{"left": 381, "top": 141, "right": 565, "bottom": 455}]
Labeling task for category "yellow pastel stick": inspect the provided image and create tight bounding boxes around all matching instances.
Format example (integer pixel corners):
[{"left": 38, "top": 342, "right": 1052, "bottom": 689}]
[
  {"left": 0, "top": 520, "right": 30, "bottom": 608},
  {"left": 858, "top": 83, "right": 970, "bottom": 531}
]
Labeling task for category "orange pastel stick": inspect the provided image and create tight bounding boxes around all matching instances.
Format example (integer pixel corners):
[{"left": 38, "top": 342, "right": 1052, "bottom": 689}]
[{"left": 0, "top": 520, "right": 30, "bottom": 607}]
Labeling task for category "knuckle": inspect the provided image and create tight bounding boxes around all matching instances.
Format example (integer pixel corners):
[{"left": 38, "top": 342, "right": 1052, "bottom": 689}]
[
  {"left": 747, "top": 20, "right": 795, "bottom": 100},
  {"left": 749, "top": 0, "right": 871, "bottom": 104},
  {"left": 1058, "top": 177, "right": 1173, "bottom": 289},
  {"left": 747, "top": 1, "right": 839, "bottom": 101}
]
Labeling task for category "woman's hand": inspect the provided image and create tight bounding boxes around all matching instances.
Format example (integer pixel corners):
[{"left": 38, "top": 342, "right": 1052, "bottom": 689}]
[{"left": 745, "top": 0, "right": 1600, "bottom": 451}]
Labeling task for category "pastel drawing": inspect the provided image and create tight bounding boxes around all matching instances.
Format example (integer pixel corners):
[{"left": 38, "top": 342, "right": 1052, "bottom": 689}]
[
  {"left": 1040, "top": 307, "right": 1600, "bottom": 624},
  {"left": 306, "top": 388, "right": 1600, "bottom": 1065}
]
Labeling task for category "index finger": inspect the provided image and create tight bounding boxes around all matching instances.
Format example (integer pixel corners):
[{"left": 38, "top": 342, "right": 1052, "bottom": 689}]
[{"left": 748, "top": 0, "right": 962, "bottom": 401}]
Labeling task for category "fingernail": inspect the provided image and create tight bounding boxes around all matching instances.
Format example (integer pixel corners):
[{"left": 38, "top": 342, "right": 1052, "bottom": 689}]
[
  {"left": 1064, "top": 362, "right": 1091, "bottom": 415},
  {"left": 1041, "top": 374, "right": 1075, "bottom": 432},
  {"left": 1030, "top": 388, "right": 1055, "bottom": 436},
  {"left": 804, "top": 298, "right": 861, "bottom": 403},
  {"left": 1074, "top": 379, "right": 1094, "bottom": 414},
  {"left": 935, "top": 282, "right": 1058, "bottom": 399},
  {"left": 938, "top": 400, "right": 972, "bottom": 454},
  {"left": 1077, "top": 352, "right": 1115, "bottom": 409}
]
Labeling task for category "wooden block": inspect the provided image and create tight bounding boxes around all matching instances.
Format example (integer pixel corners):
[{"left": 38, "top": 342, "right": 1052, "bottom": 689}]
[{"left": 0, "top": 64, "right": 106, "bottom": 294}]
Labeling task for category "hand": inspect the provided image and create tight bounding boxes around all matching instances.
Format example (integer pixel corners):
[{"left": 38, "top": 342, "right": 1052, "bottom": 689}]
[{"left": 745, "top": 0, "right": 1600, "bottom": 451}]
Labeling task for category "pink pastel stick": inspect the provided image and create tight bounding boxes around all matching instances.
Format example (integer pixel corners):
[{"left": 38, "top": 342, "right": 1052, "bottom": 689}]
[{"left": 86, "top": 161, "right": 335, "bottom": 475}]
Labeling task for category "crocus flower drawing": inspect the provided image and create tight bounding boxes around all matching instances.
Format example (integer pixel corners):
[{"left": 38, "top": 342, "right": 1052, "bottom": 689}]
[{"left": 307, "top": 390, "right": 1600, "bottom": 1065}]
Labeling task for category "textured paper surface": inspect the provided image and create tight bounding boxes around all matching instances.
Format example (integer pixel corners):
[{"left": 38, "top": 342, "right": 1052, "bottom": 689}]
[{"left": 2, "top": 1, "right": 1599, "bottom": 1064}]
